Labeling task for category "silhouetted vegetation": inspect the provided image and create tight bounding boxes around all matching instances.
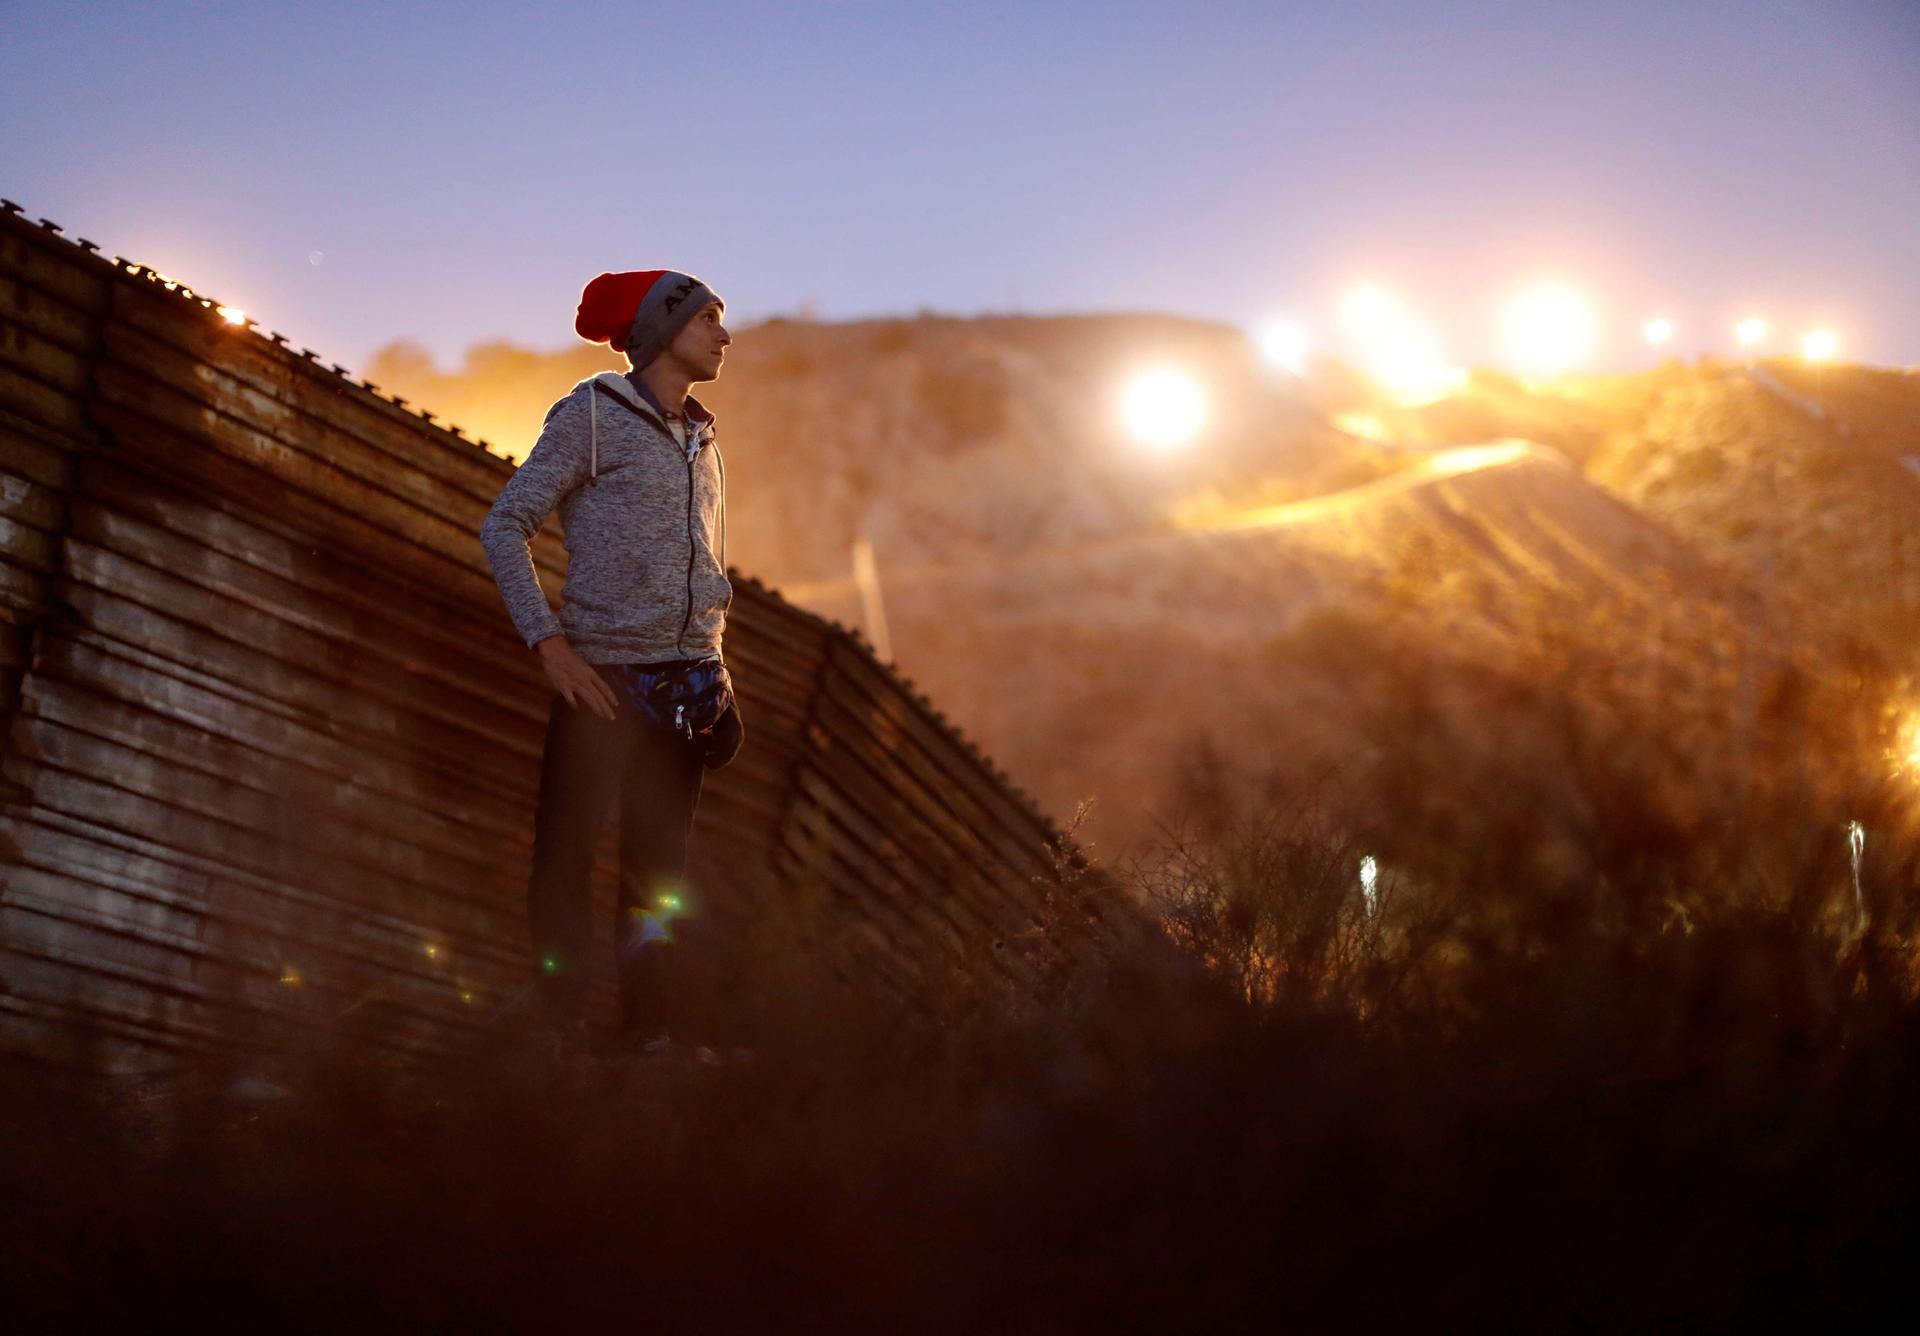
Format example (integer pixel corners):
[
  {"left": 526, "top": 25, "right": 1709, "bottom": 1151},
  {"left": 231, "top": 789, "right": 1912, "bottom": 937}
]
[{"left": 8, "top": 664, "right": 1920, "bottom": 1329}]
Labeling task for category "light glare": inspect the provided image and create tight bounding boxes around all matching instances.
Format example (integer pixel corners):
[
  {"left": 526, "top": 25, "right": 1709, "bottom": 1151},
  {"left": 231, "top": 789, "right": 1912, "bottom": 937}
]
[
  {"left": 1121, "top": 368, "right": 1208, "bottom": 450},
  {"left": 1736, "top": 316, "right": 1768, "bottom": 348},
  {"left": 1334, "top": 412, "right": 1388, "bottom": 442},
  {"left": 1366, "top": 326, "right": 1464, "bottom": 405},
  {"left": 1801, "top": 329, "right": 1839, "bottom": 363},
  {"left": 1257, "top": 320, "right": 1310, "bottom": 375},
  {"left": 1644, "top": 317, "right": 1673, "bottom": 346},
  {"left": 1338, "top": 284, "right": 1464, "bottom": 405},
  {"left": 1898, "top": 714, "right": 1920, "bottom": 775},
  {"left": 1341, "top": 285, "right": 1399, "bottom": 334},
  {"left": 1499, "top": 282, "right": 1599, "bottom": 377}
]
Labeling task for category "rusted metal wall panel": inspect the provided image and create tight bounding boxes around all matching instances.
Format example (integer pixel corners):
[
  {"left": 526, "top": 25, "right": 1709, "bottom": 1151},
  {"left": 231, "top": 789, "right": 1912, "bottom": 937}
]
[{"left": 0, "top": 203, "right": 1135, "bottom": 1075}]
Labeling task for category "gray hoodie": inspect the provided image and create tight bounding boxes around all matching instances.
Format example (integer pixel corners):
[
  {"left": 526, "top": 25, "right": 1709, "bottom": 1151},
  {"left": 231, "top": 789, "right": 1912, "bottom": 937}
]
[{"left": 479, "top": 372, "right": 731, "bottom": 664}]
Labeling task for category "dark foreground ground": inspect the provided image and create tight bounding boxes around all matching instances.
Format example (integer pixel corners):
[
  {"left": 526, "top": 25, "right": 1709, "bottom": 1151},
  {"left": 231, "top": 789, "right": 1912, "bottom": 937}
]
[
  {"left": 8, "top": 852, "right": 1920, "bottom": 1335},
  {"left": 3, "top": 925, "right": 1920, "bottom": 1328}
]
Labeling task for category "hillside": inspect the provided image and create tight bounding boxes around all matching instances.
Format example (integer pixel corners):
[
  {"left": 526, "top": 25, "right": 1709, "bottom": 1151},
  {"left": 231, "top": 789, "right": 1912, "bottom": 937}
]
[
  {"left": 372, "top": 315, "right": 1384, "bottom": 584},
  {"left": 372, "top": 319, "right": 1919, "bottom": 860}
]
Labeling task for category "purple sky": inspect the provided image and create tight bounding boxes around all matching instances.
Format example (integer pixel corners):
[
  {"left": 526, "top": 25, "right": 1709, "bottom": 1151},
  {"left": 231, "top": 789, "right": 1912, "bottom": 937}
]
[{"left": 7, "top": 0, "right": 1917, "bottom": 374}]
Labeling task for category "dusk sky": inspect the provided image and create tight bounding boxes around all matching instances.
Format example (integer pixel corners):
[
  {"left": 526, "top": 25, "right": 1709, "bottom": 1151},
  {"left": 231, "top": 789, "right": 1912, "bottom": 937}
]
[{"left": 7, "top": 0, "right": 1917, "bottom": 375}]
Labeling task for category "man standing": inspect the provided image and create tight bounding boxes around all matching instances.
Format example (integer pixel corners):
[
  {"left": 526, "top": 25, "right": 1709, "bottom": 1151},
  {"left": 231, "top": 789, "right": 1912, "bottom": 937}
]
[{"left": 479, "top": 269, "right": 743, "bottom": 1054}]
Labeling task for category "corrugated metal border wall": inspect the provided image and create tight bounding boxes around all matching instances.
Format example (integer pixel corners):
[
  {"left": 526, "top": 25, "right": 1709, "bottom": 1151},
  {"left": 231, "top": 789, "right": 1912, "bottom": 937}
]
[{"left": 0, "top": 203, "right": 1142, "bottom": 1074}]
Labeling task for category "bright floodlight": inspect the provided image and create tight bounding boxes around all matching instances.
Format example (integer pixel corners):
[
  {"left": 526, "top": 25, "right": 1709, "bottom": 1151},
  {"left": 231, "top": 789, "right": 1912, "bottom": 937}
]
[
  {"left": 1257, "top": 320, "right": 1310, "bottom": 376},
  {"left": 1499, "top": 281, "right": 1599, "bottom": 377},
  {"left": 1121, "top": 368, "right": 1208, "bottom": 450},
  {"left": 1801, "top": 329, "right": 1840, "bottom": 363},
  {"left": 1338, "top": 284, "right": 1463, "bottom": 405},
  {"left": 216, "top": 305, "right": 246, "bottom": 326},
  {"left": 1369, "top": 327, "right": 1463, "bottom": 405},
  {"left": 1341, "top": 285, "right": 1399, "bottom": 335},
  {"left": 1735, "top": 316, "right": 1768, "bottom": 348},
  {"left": 1644, "top": 316, "right": 1674, "bottom": 346}
]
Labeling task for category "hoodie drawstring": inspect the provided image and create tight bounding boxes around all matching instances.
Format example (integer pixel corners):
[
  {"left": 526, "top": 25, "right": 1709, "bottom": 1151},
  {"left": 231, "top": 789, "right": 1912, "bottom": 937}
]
[{"left": 586, "top": 374, "right": 722, "bottom": 568}]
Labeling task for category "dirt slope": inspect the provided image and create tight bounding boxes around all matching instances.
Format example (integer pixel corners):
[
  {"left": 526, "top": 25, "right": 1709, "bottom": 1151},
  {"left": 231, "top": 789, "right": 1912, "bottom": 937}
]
[{"left": 373, "top": 318, "right": 1918, "bottom": 856}]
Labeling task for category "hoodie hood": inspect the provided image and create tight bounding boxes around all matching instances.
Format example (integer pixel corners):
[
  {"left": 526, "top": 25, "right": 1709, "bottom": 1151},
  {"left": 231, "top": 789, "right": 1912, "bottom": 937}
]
[
  {"left": 584, "top": 372, "right": 716, "bottom": 481},
  {"left": 594, "top": 371, "right": 714, "bottom": 430}
]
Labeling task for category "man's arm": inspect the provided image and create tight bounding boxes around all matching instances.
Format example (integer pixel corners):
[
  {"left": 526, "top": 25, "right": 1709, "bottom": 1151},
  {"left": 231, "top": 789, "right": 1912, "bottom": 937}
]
[{"left": 478, "top": 387, "right": 591, "bottom": 649}]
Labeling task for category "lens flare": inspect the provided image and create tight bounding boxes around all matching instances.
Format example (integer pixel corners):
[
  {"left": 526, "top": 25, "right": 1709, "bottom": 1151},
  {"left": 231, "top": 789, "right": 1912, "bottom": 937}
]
[
  {"left": 1644, "top": 316, "right": 1674, "bottom": 347},
  {"left": 628, "top": 906, "right": 676, "bottom": 946},
  {"left": 1735, "top": 316, "right": 1768, "bottom": 348},
  {"left": 1120, "top": 368, "right": 1208, "bottom": 450}
]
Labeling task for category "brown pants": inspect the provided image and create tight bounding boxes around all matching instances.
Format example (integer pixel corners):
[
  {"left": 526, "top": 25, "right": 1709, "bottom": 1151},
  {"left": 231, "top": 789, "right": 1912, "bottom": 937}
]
[{"left": 524, "top": 662, "right": 706, "bottom": 1033}]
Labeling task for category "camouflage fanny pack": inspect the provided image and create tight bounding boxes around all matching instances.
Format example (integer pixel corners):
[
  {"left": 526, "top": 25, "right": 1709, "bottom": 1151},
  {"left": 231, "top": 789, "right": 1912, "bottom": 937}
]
[{"left": 613, "top": 656, "right": 735, "bottom": 740}]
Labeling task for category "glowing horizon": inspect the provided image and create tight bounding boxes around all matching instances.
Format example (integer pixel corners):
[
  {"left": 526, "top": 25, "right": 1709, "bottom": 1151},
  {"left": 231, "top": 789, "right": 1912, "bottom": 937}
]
[{"left": 9, "top": 4, "right": 1909, "bottom": 375}]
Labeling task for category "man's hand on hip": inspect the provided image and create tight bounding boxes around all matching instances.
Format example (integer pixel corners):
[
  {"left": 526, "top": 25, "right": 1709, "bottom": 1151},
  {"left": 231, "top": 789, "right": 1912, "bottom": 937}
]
[{"left": 536, "top": 635, "right": 620, "bottom": 721}]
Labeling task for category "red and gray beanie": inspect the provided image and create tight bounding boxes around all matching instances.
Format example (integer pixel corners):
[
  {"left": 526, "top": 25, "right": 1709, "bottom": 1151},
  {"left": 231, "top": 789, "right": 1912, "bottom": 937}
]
[{"left": 574, "top": 269, "right": 722, "bottom": 369}]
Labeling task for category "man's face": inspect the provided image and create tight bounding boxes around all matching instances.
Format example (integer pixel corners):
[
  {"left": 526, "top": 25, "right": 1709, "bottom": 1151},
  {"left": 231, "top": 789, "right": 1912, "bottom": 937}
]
[{"left": 664, "top": 300, "right": 730, "bottom": 381}]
